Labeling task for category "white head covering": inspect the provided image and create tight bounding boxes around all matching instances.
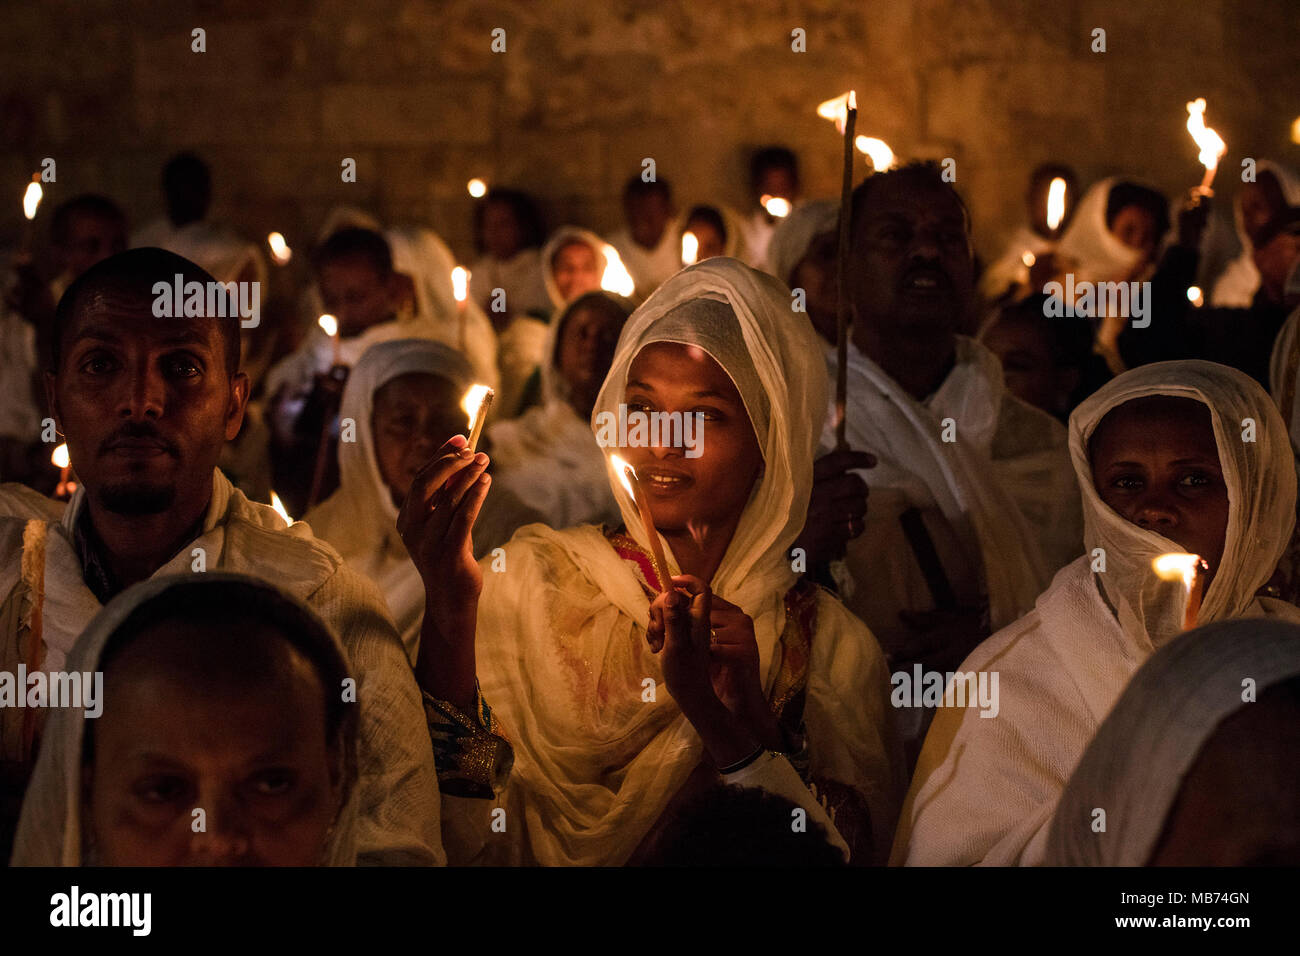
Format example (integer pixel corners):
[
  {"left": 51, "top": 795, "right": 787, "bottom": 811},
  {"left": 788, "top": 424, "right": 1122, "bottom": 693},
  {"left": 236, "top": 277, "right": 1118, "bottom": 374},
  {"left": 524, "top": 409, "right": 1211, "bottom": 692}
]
[
  {"left": 540, "top": 226, "right": 607, "bottom": 310},
  {"left": 1055, "top": 177, "right": 1147, "bottom": 284},
  {"left": 1069, "top": 360, "right": 1297, "bottom": 652},
  {"left": 1213, "top": 160, "right": 1300, "bottom": 308},
  {"left": 11, "top": 572, "right": 360, "bottom": 866},
  {"left": 1046, "top": 617, "right": 1300, "bottom": 866},
  {"left": 305, "top": 339, "right": 472, "bottom": 643},
  {"left": 593, "top": 256, "right": 826, "bottom": 624},
  {"left": 765, "top": 199, "right": 839, "bottom": 288}
]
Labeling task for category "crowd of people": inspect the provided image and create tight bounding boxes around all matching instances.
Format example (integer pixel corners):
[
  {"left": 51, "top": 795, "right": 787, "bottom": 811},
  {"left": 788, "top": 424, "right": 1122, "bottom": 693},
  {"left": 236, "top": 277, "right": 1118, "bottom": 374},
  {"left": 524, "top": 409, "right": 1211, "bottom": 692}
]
[{"left": 1, "top": 145, "right": 1298, "bottom": 866}]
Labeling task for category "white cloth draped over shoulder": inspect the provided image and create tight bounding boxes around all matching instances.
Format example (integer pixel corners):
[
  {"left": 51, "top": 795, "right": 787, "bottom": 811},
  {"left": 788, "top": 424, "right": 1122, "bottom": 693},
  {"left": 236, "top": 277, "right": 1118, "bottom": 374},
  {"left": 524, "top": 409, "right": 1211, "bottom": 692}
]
[
  {"left": 1211, "top": 160, "right": 1300, "bottom": 308},
  {"left": 487, "top": 294, "right": 628, "bottom": 530},
  {"left": 893, "top": 360, "right": 1300, "bottom": 866},
  {"left": 305, "top": 339, "right": 541, "bottom": 660},
  {"left": 131, "top": 219, "right": 267, "bottom": 288},
  {"left": 764, "top": 199, "right": 838, "bottom": 288},
  {"left": 828, "top": 336, "right": 1080, "bottom": 646},
  {"left": 443, "top": 257, "right": 903, "bottom": 865},
  {"left": 11, "top": 572, "right": 361, "bottom": 866},
  {"left": 0, "top": 470, "right": 444, "bottom": 865},
  {"left": 1054, "top": 177, "right": 1146, "bottom": 286},
  {"left": 470, "top": 247, "right": 550, "bottom": 318},
  {"left": 1045, "top": 617, "right": 1300, "bottom": 866}
]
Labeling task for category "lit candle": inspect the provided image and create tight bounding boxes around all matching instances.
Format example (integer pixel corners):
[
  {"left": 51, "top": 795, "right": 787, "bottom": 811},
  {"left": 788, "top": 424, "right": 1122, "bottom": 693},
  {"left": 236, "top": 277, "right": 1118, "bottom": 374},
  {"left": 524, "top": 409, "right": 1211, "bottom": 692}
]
[
  {"left": 854, "top": 136, "right": 894, "bottom": 173},
  {"left": 1185, "top": 98, "right": 1227, "bottom": 196},
  {"left": 269, "top": 491, "right": 293, "bottom": 524},
  {"left": 760, "top": 195, "right": 792, "bottom": 218},
  {"left": 1187, "top": 285, "right": 1204, "bottom": 308},
  {"left": 1152, "top": 552, "right": 1208, "bottom": 630},
  {"left": 600, "top": 244, "right": 635, "bottom": 298},
  {"left": 681, "top": 231, "right": 699, "bottom": 266},
  {"left": 21, "top": 176, "right": 42, "bottom": 253},
  {"left": 267, "top": 232, "right": 292, "bottom": 265},
  {"left": 451, "top": 266, "right": 470, "bottom": 352},
  {"left": 51, "top": 442, "right": 73, "bottom": 498},
  {"left": 318, "top": 313, "right": 341, "bottom": 367},
  {"left": 1021, "top": 250, "right": 1037, "bottom": 268},
  {"left": 461, "top": 384, "right": 494, "bottom": 454},
  {"left": 1045, "top": 177, "right": 1067, "bottom": 236},
  {"left": 467, "top": 178, "right": 488, "bottom": 199},
  {"left": 831, "top": 89, "right": 858, "bottom": 452},
  {"left": 611, "top": 453, "right": 672, "bottom": 593}
]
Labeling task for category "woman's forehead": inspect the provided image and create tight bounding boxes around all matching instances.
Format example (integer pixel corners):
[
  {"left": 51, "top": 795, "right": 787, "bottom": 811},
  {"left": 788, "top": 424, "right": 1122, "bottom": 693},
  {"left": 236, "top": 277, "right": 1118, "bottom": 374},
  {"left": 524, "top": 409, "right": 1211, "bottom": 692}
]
[
  {"left": 1090, "top": 395, "right": 1216, "bottom": 454},
  {"left": 626, "top": 341, "right": 739, "bottom": 396}
]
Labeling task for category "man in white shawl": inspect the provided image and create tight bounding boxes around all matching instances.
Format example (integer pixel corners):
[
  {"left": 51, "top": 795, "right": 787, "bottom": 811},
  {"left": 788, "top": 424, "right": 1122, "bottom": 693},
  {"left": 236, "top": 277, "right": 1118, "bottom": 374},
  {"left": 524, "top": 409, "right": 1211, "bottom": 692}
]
[
  {"left": 609, "top": 176, "right": 682, "bottom": 301},
  {"left": 306, "top": 338, "right": 542, "bottom": 660},
  {"left": 0, "top": 249, "right": 443, "bottom": 865},
  {"left": 487, "top": 291, "right": 631, "bottom": 531},
  {"left": 821, "top": 163, "right": 1080, "bottom": 747},
  {"left": 12, "top": 573, "right": 361, "bottom": 866},
  {"left": 894, "top": 359, "right": 1300, "bottom": 866},
  {"left": 399, "top": 257, "right": 903, "bottom": 865},
  {"left": 1046, "top": 617, "right": 1300, "bottom": 866}
]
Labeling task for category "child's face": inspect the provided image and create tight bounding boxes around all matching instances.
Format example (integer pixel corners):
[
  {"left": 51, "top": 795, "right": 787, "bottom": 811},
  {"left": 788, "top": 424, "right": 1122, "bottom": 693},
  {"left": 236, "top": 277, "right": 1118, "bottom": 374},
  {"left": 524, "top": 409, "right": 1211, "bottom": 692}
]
[
  {"left": 371, "top": 372, "right": 467, "bottom": 507},
  {"left": 1090, "top": 396, "right": 1229, "bottom": 583},
  {"left": 87, "top": 621, "right": 342, "bottom": 866}
]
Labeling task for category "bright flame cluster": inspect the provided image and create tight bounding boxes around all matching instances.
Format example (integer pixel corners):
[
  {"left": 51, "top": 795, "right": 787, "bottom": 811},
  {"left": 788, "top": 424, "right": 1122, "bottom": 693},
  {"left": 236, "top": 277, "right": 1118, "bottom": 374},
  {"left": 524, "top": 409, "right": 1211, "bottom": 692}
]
[
  {"left": 467, "top": 178, "right": 488, "bottom": 198},
  {"left": 854, "top": 136, "right": 894, "bottom": 172},
  {"left": 1186, "top": 98, "right": 1227, "bottom": 172},
  {"left": 1046, "top": 177, "right": 1067, "bottom": 231},
  {"left": 318, "top": 314, "right": 338, "bottom": 337},
  {"left": 451, "top": 266, "right": 470, "bottom": 302},
  {"left": 22, "top": 180, "right": 42, "bottom": 221},
  {"left": 681, "top": 231, "right": 699, "bottom": 266},
  {"left": 600, "top": 245, "right": 635, "bottom": 298},
  {"left": 816, "top": 90, "right": 857, "bottom": 134},
  {"left": 761, "top": 195, "right": 792, "bottom": 218},
  {"left": 461, "top": 384, "right": 492, "bottom": 426},
  {"left": 609, "top": 453, "right": 637, "bottom": 498},
  {"left": 1152, "top": 552, "right": 1202, "bottom": 588},
  {"left": 267, "top": 232, "right": 292, "bottom": 265}
]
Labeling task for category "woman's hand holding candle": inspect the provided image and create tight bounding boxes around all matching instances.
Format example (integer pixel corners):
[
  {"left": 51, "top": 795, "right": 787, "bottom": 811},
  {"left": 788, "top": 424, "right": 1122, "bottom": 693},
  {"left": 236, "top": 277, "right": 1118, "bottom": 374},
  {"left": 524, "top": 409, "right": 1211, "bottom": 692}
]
[{"left": 398, "top": 434, "right": 491, "bottom": 711}]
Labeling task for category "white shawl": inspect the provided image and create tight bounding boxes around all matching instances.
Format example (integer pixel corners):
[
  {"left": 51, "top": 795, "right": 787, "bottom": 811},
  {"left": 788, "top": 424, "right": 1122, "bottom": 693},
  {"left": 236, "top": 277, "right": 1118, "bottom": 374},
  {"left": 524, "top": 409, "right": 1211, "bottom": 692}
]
[
  {"left": 1045, "top": 617, "right": 1300, "bottom": 866},
  {"left": 1210, "top": 160, "right": 1300, "bottom": 308},
  {"left": 540, "top": 226, "right": 608, "bottom": 311},
  {"left": 1054, "top": 177, "right": 1146, "bottom": 286},
  {"left": 451, "top": 257, "right": 901, "bottom": 865},
  {"left": 764, "top": 199, "right": 839, "bottom": 288},
  {"left": 11, "top": 572, "right": 361, "bottom": 866},
  {"left": 894, "top": 359, "right": 1300, "bottom": 865}
]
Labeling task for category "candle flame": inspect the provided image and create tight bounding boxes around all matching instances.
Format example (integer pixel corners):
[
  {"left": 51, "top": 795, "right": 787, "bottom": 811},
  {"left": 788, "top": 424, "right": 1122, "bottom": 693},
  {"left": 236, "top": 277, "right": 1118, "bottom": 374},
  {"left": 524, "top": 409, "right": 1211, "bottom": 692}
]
[
  {"left": 1046, "top": 177, "right": 1067, "bottom": 231},
  {"left": 1187, "top": 285, "right": 1204, "bottom": 307},
  {"left": 1292, "top": 116, "right": 1300, "bottom": 145},
  {"left": 854, "top": 136, "right": 895, "bottom": 171},
  {"left": 681, "top": 231, "right": 699, "bottom": 266},
  {"left": 451, "top": 266, "right": 469, "bottom": 302},
  {"left": 600, "top": 244, "right": 635, "bottom": 297},
  {"left": 318, "top": 314, "right": 338, "bottom": 337},
  {"left": 23, "top": 180, "right": 42, "bottom": 221},
  {"left": 467, "top": 178, "right": 488, "bottom": 198},
  {"left": 761, "top": 195, "right": 792, "bottom": 218},
  {"left": 267, "top": 232, "right": 292, "bottom": 265},
  {"left": 817, "top": 90, "right": 857, "bottom": 135},
  {"left": 51, "top": 443, "right": 69, "bottom": 469},
  {"left": 1021, "top": 250, "right": 1036, "bottom": 268},
  {"left": 270, "top": 491, "right": 292, "bottom": 524},
  {"left": 1152, "top": 552, "right": 1203, "bottom": 589},
  {"left": 1185, "top": 98, "right": 1226, "bottom": 172},
  {"left": 610, "top": 453, "right": 636, "bottom": 498},
  {"left": 461, "top": 384, "right": 492, "bottom": 425}
]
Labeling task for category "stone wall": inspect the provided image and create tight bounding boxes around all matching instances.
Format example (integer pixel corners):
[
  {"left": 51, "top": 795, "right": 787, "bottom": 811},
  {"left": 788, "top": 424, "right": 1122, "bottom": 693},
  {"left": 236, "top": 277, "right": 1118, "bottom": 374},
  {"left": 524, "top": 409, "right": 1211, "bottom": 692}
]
[{"left": 2, "top": 0, "right": 1297, "bottom": 268}]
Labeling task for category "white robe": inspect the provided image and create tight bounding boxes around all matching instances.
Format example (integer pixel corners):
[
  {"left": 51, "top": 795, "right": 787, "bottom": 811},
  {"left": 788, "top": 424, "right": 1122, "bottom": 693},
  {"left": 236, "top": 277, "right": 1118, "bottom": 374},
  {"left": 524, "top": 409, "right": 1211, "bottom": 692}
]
[
  {"left": 131, "top": 218, "right": 266, "bottom": 288},
  {"left": 0, "top": 470, "right": 444, "bottom": 865},
  {"left": 0, "top": 307, "right": 39, "bottom": 442},
  {"left": 893, "top": 359, "right": 1300, "bottom": 865},
  {"left": 609, "top": 221, "right": 683, "bottom": 301},
  {"left": 470, "top": 248, "right": 549, "bottom": 318}
]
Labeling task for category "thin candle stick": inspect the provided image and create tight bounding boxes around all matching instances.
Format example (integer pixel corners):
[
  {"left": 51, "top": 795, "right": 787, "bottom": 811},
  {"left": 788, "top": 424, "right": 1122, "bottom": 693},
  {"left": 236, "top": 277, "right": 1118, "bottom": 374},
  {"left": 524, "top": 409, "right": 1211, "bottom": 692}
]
[
  {"left": 624, "top": 465, "right": 671, "bottom": 593},
  {"left": 834, "top": 92, "right": 857, "bottom": 453}
]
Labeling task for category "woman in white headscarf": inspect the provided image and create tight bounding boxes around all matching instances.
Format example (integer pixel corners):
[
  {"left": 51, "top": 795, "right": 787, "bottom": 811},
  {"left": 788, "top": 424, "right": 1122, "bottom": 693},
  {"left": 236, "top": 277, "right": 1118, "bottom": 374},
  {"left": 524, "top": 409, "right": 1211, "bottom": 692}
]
[
  {"left": 487, "top": 291, "right": 633, "bottom": 531},
  {"left": 1046, "top": 617, "right": 1300, "bottom": 866},
  {"left": 400, "top": 257, "right": 903, "bottom": 865},
  {"left": 1211, "top": 160, "right": 1300, "bottom": 308},
  {"left": 893, "top": 359, "right": 1300, "bottom": 866},
  {"left": 11, "top": 573, "right": 359, "bottom": 866},
  {"left": 763, "top": 199, "right": 839, "bottom": 348},
  {"left": 305, "top": 339, "right": 540, "bottom": 660}
]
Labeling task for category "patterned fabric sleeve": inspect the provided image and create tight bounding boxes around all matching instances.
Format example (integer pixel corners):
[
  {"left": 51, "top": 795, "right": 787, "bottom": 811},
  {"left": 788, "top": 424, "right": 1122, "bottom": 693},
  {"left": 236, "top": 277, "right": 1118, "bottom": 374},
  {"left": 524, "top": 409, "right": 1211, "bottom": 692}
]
[{"left": 422, "top": 684, "right": 515, "bottom": 800}]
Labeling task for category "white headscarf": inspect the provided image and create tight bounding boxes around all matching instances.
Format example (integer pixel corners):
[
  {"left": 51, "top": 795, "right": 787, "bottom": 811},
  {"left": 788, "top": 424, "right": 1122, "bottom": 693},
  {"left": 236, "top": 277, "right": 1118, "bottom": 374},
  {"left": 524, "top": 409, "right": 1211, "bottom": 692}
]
[
  {"left": 1046, "top": 617, "right": 1300, "bottom": 866},
  {"left": 540, "top": 226, "right": 608, "bottom": 311},
  {"left": 305, "top": 339, "right": 472, "bottom": 654},
  {"left": 1055, "top": 177, "right": 1147, "bottom": 285},
  {"left": 11, "top": 572, "right": 360, "bottom": 866},
  {"left": 765, "top": 199, "right": 839, "bottom": 288},
  {"left": 472, "top": 257, "right": 850, "bottom": 864},
  {"left": 1069, "top": 360, "right": 1297, "bottom": 652}
]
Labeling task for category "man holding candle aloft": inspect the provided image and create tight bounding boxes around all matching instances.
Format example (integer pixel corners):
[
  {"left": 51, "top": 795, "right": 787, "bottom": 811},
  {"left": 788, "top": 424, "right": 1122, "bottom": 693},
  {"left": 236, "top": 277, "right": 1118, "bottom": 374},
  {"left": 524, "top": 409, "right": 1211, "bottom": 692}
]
[{"left": 401, "top": 258, "right": 902, "bottom": 865}]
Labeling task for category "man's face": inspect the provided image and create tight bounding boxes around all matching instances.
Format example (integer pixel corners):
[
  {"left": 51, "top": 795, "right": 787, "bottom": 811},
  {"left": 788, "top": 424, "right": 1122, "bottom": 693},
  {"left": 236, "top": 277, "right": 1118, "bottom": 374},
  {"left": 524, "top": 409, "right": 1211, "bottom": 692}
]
[
  {"left": 790, "top": 229, "right": 838, "bottom": 344},
  {"left": 1240, "top": 172, "right": 1288, "bottom": 248},
  {"left": 60, "top": 214, "right": 127, "bottom": 280},
  {"left": 625, "top": 194, "right": 673, "bottom": 250},
  {"left": 849, "top": 180, "right": 973, "bottom": 345},
  {"left": 318, "top": 257, "right": 396, "bottom": 338},
  {"left": 47, "top": 289, "right": 247, "bottom": 516},
  {"left": 556, "top": 303, "right": 625, "bottom": 413},
  {"left": 482, "top": 201, "right": 524, "bottom": 261}
]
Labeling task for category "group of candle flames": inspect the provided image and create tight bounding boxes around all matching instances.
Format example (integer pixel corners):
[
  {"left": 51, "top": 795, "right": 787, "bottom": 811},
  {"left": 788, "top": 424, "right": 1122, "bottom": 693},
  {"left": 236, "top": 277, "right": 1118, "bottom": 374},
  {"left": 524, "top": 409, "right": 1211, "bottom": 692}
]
[{"left": 24, "top": 92, "right": 1228, "bottom": 627}]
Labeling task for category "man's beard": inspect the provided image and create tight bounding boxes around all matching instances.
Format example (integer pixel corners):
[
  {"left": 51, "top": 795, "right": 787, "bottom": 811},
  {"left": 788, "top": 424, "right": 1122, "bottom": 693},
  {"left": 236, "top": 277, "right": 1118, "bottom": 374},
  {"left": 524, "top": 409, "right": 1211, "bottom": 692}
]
[{"left": 99, "top": 480, "right": 177, "bottom": 515}]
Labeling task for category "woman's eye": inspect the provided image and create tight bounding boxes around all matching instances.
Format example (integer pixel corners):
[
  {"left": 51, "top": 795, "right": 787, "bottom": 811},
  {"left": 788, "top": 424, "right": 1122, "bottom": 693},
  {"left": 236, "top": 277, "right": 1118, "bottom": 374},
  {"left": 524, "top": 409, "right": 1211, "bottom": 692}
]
[
  {"left": 1111, "top": 475, "right": 1143, "bottom": 490},
  {"left": 1179, "top": 472, "right": 1212, "bottom": 487},
  {"left": 693, "top": 408, "right": 724, "bottom": 422},
  {"left": 249, "top": 770, "right": 295, "bottom": 796},
  {"left": 626, "top": 401, "right": 653, "bottom": 414},
  {"left": 136, "top": 775, "right": 190, "bottom": 804}
]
